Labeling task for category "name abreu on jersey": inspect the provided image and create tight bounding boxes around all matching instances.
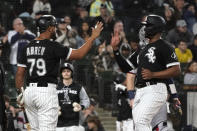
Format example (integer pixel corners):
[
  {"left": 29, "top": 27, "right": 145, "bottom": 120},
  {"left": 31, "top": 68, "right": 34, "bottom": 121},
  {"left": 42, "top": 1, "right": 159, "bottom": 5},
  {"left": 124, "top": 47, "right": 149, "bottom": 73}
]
[{"left": 26, "top": 46, "right": 46, "bottom": 56}]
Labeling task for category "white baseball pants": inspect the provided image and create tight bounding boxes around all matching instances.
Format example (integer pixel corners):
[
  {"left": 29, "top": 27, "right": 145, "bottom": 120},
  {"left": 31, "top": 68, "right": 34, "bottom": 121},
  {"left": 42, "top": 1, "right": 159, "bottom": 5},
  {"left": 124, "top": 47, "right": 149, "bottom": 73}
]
[
  {"left": 116, "top": 119, "right": 134, "bottom": 131},
  {"left": 24, "top": 83, "right": 59, "bottom": 131},
  {"left": 132, "top": 83, "right": 168, "bottom": 131},
  {"left": 56, "top": 125, "right": 85, "bottom": 131}
]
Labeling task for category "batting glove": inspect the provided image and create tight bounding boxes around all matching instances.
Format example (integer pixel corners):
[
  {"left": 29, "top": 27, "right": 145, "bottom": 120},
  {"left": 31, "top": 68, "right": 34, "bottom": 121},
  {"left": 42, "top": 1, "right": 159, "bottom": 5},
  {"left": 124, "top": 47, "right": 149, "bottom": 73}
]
[
  {"left": 114, "top": 83, "right": 127, "bottom": 91},
  {"left": 58, "top": 106, "right": 62, "bottom": 116},
  {"left": 72, "top": 102, "right": 82, "bottom": 112},
  {"left": 17, "top": 87, "right": 25, "bottom": 108}
]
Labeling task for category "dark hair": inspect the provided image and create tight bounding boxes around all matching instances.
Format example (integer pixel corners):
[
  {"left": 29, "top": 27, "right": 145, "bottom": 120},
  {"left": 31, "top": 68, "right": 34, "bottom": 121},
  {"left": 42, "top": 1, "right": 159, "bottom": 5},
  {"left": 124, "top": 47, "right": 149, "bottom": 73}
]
[
  {"left": 78, "top": 20, "right": 91, "bottom": 38},
  {"left": 185, "top": 61, "right": 197, "bottom": 73},
  {"left": 3, "top": 95, "right": 10, "bottom": 102},
  {"left": 177, "top": 38, "right": 188, "bottom": 45},
  {"left": 87, "top": 115, "right": 101, "bottom": 127}
]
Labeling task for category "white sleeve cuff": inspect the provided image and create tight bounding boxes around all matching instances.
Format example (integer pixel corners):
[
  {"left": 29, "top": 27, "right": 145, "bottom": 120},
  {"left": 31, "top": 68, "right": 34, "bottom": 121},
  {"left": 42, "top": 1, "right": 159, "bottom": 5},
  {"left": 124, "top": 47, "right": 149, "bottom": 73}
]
[
  {"left": 17, "top": 64, "right": 27, "bottom": 68},
  {"left": 166, "top": 62, "right": 180, "bottom": 68},
  {"left": 66, "top": 48, "right": 72, "bottom": 60}
]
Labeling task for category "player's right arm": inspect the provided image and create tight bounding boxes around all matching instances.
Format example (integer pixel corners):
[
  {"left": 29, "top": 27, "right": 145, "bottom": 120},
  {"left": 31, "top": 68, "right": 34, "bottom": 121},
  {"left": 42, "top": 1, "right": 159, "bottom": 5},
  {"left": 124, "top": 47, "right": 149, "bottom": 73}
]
[
  {"left": 68, "top": 22, "right": 103, "bottom": 60},
  {"left": 16, "top": 46, "right": 27, "bottom": 93},
  {"left": 110, "top": 30, "right": 138, "bottom": 73},
  {"left": 15, "top": 67, "right": 26, "bottom": 92},
  {"left": 126, "top": 73, "right": 136, "bottom": 108}
]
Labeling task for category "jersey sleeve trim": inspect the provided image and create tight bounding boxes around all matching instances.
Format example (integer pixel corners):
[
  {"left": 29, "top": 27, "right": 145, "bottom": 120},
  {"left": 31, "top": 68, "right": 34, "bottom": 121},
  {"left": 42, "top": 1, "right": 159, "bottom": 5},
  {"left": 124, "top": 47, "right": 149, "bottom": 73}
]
[
  {"left": 166, "top": 62, "right": 180, "bottom": 68},
  {"left": 128, "top": 68, "right": 137, "bottom": 74},
  {"left": 66, "top": 48, "right": 72, "bottom": 60},
  {"left": 126, "top": 58, "right": 135, "bottom": 69},
  {"left": 17, "top": 64, "right": 27, "bottom": 68}
]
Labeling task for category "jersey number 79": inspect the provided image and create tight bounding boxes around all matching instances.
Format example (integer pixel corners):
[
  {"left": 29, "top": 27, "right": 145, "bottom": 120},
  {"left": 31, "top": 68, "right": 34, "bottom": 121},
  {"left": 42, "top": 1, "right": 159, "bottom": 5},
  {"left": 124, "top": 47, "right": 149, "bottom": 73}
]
[{"left": 27, "top": 58, "right": 46, "bottom": 76}]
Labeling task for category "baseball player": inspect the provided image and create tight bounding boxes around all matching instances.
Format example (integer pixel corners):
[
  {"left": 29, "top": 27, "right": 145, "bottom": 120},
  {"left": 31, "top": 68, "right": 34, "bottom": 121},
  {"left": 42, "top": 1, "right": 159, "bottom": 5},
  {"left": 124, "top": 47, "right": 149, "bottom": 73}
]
[
  {"left": 111, "top": 35, "right": 176, "bottom": 131},
  {"left": 113, "top": 74, "right": 134, "bottom": 131},
  {"left": 127, "top": 14, "right": 180, "bottom": 131},
  {"left": 15, "top": 15, "right": 103, "bottom": 131},
  {"left": 56, "top": 62, "right": 90, "bottom": 131},
  {"left": 111, "top": 15, "right": 181, "bottom": 131}
]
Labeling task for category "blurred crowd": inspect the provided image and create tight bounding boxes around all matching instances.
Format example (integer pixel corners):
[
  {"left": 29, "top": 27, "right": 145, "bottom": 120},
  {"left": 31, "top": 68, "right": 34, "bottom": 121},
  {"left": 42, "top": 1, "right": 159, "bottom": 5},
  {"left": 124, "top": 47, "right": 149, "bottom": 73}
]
[{"left": 1, "top": 0, "right": 197, "bottom": 130}]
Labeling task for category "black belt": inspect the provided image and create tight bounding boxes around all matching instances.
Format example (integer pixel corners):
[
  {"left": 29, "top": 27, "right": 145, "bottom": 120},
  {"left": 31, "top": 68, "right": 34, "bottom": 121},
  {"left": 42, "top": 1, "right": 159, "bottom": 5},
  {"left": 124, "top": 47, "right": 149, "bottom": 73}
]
[
  {"left": 135, "top": 81, "right": 163, "bottom": 88},
  {"left": 26, "top": 82, "right": 56, "bottom": 87}
]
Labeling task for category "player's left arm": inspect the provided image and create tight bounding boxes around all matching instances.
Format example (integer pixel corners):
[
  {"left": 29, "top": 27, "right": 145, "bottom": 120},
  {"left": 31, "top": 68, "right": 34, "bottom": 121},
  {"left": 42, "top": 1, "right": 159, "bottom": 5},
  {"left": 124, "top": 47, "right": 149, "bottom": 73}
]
[
  {"left": 79, "top": 87, "right": 90, "bottom": 109},
  {"left": 142, "top": 44, "right": 181, "bottom": 80},
  {"left": 142, "top": 65, "right": 180, "bottom": 79}
]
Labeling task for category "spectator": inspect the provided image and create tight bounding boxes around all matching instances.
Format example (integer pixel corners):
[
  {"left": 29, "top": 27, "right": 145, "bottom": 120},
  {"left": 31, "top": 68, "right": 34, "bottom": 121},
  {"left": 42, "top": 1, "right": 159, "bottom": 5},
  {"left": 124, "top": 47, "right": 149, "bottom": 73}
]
[
  {"left": 188, "top": 34, "right": 197, "bottom": 62},
  {"left": 86, "top": 115, "right": 105, "bottom": 131},
  {"left": 72, "top": 8, "right": 91, "bottom": 29},
  {"left": 175, "top": 39, "right": 193, "bottom": 64},
  {"left": 0, "top": 60, "right": 6, "bottom": 131},
  {"left": 31, "top": 0, "right": 51, "bottom": 18},
  {"left": 94, "top": 3, "right": 115, "bottom": 45},
  {"left": 56, "top": 18, "right": 77, "bottom": 48},
  {"left": 76, "top": 20, "right": 100, "bottom": 48},
  {"left": 89, "top": 0, "right": 114, "bottom": 17},
  {"left": 166, "top": 19, "right": 194, "bottom": 47},
  {"left": 8, "top": 18, "right": 35, "bottom": 76},
  {"left": 173, "top": 0, "right": 185, "bottom": 20},
  {"left": 113, "top": 20, "right": 127, "bottom": 43},
  {"left": 183, "top": 4, "right": 197, "bottom": 33},
  {"left": 163, "top": 3, "right": 176, "bottom": 32},
  {"left": 184, "top": 61, "right": 197, "bottom": 85},
  {"left": 92, "top": 42, "right": 116, "bottom": 77},
  {"left": 4, "top": 95, "right": 17, "bottom": 131},
  {"left": 185, "top": 62, "right": 197, "bottom": 129},
  {"left": 0, "top": 34, "right": 9, "bottom": 71},
  {"left": 64, "top": 15, "right": 72, "bottom": 26}
]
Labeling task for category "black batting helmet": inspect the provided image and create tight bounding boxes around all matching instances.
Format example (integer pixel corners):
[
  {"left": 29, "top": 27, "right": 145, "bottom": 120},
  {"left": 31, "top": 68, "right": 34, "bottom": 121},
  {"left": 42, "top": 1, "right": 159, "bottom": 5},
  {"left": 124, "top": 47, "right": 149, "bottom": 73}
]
[
  {"left": 141, "top": 14, "right": 166, "bottom": 38},
  {"left": 60, "top": 62, "right": 74, "bottom": 73},
  {"left": 36, "top": 15, "right": 57, "bottom": 33}
]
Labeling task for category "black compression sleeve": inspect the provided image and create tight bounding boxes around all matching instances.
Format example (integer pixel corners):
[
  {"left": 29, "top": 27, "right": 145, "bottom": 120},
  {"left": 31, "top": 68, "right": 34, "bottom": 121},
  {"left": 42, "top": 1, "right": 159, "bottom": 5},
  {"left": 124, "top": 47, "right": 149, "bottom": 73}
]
[{"left": 113, "top": 50, "right": 134, "bottom": 73}]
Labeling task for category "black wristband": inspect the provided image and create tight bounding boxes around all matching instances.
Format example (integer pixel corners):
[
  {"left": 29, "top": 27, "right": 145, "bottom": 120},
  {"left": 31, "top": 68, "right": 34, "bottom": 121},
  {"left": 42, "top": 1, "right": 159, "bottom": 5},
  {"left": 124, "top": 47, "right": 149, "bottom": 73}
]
[{"left": 128, "top": 90, "right": 135, "bottom": 100}]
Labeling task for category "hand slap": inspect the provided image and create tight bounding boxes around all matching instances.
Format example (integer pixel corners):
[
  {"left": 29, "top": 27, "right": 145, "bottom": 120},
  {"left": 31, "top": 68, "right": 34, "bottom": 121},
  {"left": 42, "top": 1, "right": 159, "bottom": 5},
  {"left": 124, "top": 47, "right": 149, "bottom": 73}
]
[{"left": 91, "top": 22, "right": 103, "bottom": 39}]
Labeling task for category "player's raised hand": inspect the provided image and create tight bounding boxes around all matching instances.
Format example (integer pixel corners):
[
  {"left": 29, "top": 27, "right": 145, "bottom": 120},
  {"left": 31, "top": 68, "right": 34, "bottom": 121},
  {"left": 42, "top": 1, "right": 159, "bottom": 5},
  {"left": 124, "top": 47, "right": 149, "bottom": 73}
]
[
  {"left": 91, "top": 22, "right": 103, "bottom": 39},
  {"left": 110, "top": 30, "right": 120, "bottom": 51},
  {"left": 141, "top": 68, "right": 154, "bottom": 80}
]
